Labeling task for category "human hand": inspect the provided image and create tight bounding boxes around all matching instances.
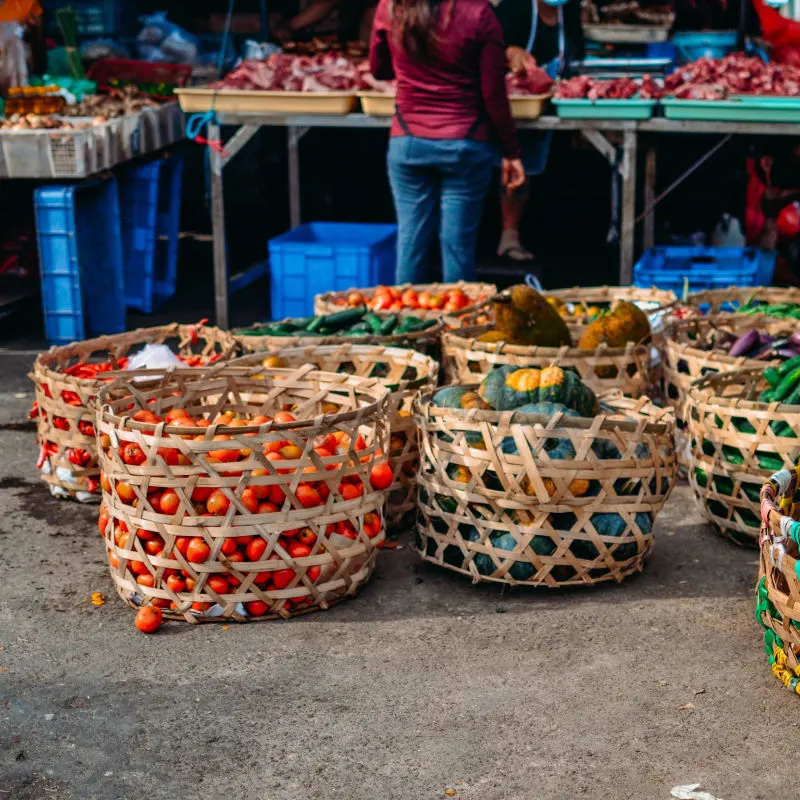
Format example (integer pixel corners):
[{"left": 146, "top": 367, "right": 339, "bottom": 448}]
[
  {"left": 506, "top": 46, "right": 535, "bottom": 75},
  {"left": 501, "top": 158, "right": 526, "bottom": 192}
]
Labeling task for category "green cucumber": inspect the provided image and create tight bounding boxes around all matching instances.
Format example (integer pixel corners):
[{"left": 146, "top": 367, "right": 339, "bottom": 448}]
[
  {"left": 319, "top": 306, "right": 366, "bottom": 331},
  {"left": 305, "top": 316, "right": 326, "bottom": 333},
  {"left": 773, "top": 366, "right": 800, "bottom": 402},
  {"left": 778, "top": 355, "right": 800, "bottom": 377},
  {"left": 365, "top": 312, "right": 383, "bottom": 334},
  {"left": 756, "top": 451, "right": 783, "bottom": 472},
  {"left": 378, "top": 314, "right": 398, "bottom": 335},
  {"left": 763, "top": 367, "right": 782, "bottom": 388},
  {"left": 759, "top": 389, "right": 775, "bottom": 403}
]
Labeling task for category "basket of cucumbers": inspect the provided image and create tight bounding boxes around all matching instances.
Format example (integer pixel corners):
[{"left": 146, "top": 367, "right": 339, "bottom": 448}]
[{"left": 233, "top": 306, "right": 444, "bottom": 353}]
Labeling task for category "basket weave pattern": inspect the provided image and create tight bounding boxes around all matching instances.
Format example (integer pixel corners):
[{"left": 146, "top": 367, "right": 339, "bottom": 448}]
[
  {"left": 442, "top": 325, "right": 652, "bottom": 397},
  {"left": 686, "top": 367, "right": 800, "bottom": 547},
  {"left": 757, "top": 467, "right": 800, "bottom": 694},
  {"left": 30, "top": 324, "right": 235, "bottom": 502},
  {"left": 547, "top": 285, "right": 677, "bottom": 327},
  {"left": 96, "top": 365, "right": 390, "bottom": 622},
  {"left": 664, "top": 314, "right": 793, "bottom": 467},
  {"left": 230, "top": 344, "right": 439, "bottom": 531},
  {"left": 414, "top": 392, "right": 676, "bottom": 587}
]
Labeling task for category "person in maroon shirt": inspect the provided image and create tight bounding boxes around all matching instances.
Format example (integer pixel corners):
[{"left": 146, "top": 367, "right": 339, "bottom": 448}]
[{"left": 370, "top": 0, "right": 524, "bottom": 284}]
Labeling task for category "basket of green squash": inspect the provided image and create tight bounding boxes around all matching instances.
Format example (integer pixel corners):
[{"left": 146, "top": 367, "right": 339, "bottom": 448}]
[
  {"left": 686, "top": 364, "right": 800, "bottom": 547},
  {"left": 414, "top": 363, "right": 677, "bottom": 587}
]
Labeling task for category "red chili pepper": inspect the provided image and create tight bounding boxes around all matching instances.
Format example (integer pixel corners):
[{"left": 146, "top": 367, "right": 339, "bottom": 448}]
[
  {"left": 41, "top": 383, "right": 52, "bottom": 399},
  {"left": 53, "top": 416, "right": 70, "bottom": 431},
  {"left": 29, "top": 400, "right": 39, "bottom": 419},
  {"left": 78, "top": 420, "right": 95, "bottom": 437},
  {"left": 37, "top": 441, "right": 58, "bottom": 469},
  {"left": 87, "top": 478, "right": 100, "bottom": 494},
  {"left": 63, "top": 361, "right": 88, "bottom": 376},
  {"left": 60, "top": 390, "right": 82, "bottom": 407},
  {"left": 67, "top": 448, "right": 92, "bottom": 467}
]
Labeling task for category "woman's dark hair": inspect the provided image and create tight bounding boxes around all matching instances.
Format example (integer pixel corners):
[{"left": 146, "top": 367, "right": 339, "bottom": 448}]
[{"left": 390, "top": 0, "right": 451, "bottom": 62}]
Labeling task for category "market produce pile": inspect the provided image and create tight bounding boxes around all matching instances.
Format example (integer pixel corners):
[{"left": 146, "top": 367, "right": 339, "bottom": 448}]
[
  {"left": 665, "top": 53, "right": 800, "bottom": 98},
  {"left": 582, "top": 0, "right": 673, "bottom": 25},
  {"left": 62, "top": 85, "right": 159, "bottom": 118},
  {"left": 0, "top": 114, "right": 92, "bottom": 130},
  {"left": 555, "top": 75, "right": 662, "bottom": 100},
  {"left": 236, "top": 307, "right": 439, "bottom": 338},
  {"left": 210, "top": 53, "right": 387, "bottom": 92},
  {"left": 476, "top": 284, "right": 650, "bottom": 350},
  {"left": 330, "top": 284, "right": 484, "bottom": 313},
  {"left": 506, "top": 64, "right": 554, "bottom": 96}
]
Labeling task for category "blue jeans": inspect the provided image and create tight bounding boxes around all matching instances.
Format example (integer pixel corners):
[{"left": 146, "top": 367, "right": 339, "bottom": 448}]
[{"left": 387, "top": 136, "right": 494, "bottom": 284}]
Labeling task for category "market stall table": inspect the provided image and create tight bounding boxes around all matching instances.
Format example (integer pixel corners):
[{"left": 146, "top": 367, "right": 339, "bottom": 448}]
[{"left": 206, "top": 111, "right": 800, "bottom": 329}]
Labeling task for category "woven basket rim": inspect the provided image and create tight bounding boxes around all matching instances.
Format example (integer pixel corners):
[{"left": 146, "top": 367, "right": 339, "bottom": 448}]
[
  {"left": 416, "top": 387, "right": 673, "bottom": 435},
  {"left": 546, "top": 284, "right": 677, "bottom": 306},
  {"left": 228, "top": 343, "right": 440, "bottom": 395},
  {"left": 32, "top": 323, "right": 236, "bottom": 378},
  {"left": 97, "top": 365, "right": 391, "bottom": 435},
  {"left": 687, "top": 365, "right": 800, "bottom": 412},
  {"left": 442, "top": 325, "right": 650, "bottom": 356}
]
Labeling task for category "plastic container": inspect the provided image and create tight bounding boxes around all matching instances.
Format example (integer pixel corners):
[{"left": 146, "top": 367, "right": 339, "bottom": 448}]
[
  {"left": 268, "top": 222, "right": 397, "bottom": 320},
  {"left": 87, "top": 59, "right": 192, "bottom": 97},
  {"left": 552, "top": 97, "right": 656, "bottom": 119},
  {"left": 662, "top": 97, "right": 800, "bottom": 122},
  {"left": 633, "top": 246, "right": 776, "bottom": 294},
  {"left": 34, "top": 177, "right": 126, "bottom": 345},
  {"left": 671, "top": 30, "right": 738, "bottom": 64},
  {"left": 509, "top": 93, "right": 550, "bottom": 119},
  {"left": 117, "top": 153, "right": 184, "bottom": 313},
  {"left": 175, "top": 88, "right": 357, "bottom": 115}
]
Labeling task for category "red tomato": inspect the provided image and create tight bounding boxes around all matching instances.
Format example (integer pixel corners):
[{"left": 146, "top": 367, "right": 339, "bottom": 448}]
[
  {"left": 144, "top": 538, "right": 164, "bottom": 556},
  {"left": 272, "top": 568, "right": 296, "bottom": 590},
  {"left": 246, "top": 600, "right": 269, "bottom": 616},
  {"left": 166, "top": 574, "right": 185, "bottom": 593},
  {"left": 369, "top": 463, "right": 394, "bottom": 490},
  {"left": 287, "top": 542, "right": 311, "bottom": 559},
  {"left": 220, "top": 538, "right": 237, "bottom": 556},
  {"left": 121, "top": 442, "right": 147, "bottom": 466},
  {"left": 206, "top": 574, "right": 230, "bottom": 594},
  {"left": 116, "top": 482, "right": 137, "bottom": 505},
  {"left": 191, "top": 484, "right": 213, "bottom": 503},
  {"left": 273, "top": 411, "right": 296, "bottom": 424},
  {"left": 157, "top": 447, "right": 180, "bottom": 466},
  {"left": 175, "top": 536, "right": 190, "bottom": 557},
  {"left": 268, "top": 485, "right": 286, "bottom": 506},
  {"left": 137, "top": 574, "right": 156, "bottom": 588},
  {"left": 186, "top": 537, "right": 210, "bottom": 563},
  {"left": 246, "top": 538, "right": 268, "bottom": 562},
  {"left": 133, "top": 409, "right": 161, "bottom": 424},
  {"left": 308, "top": 565, "right": 321, "bottom": 583},
  {"left": 128, "top": 559, "right": 149, "bottom": 576},
  {"left": 98, "top": 507, "right": 110, "bottom": 537},
  {"left": 295, "top": 485, "right": 322, "bottom": 508},
  {"left": 257, "top": 501, "right": 278, "bottom": 514},
  {"left": 296, "top": 528, "right": 317, "bottom": 546},
  {"left": 159, "top": 489, "right": 181, "bottom": 516},
  {"left": 206, "top": 490, "right": 231, "bottom": 516},
  {"left": 240, "top": 487, "right": 259, "bottom": 513},
  {"left": 135, "top": 606, "right": 163, "bottom": 633}
]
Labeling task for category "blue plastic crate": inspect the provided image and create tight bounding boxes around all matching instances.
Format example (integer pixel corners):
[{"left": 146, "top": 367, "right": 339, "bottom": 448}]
[
  {"left": 671, "top": 31, "right": 737, "bottom": 64},
  {"left": 153, "top": 154, "right": 184, "bottom": 307},
  {"left": 268, "top": 222, "right": 397, "bottom": 320},
  {"left": 633, "top": 246, "right": 776, "bottom": 295},
  {"left": 35, "top": 177, "right": 126, "bottom": 345},
  {"left": 117, "top": 153, "right": 184, "bottom": 313}
]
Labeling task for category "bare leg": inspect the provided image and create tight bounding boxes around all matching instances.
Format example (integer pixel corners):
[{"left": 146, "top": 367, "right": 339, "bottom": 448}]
[{"left": 498, "top": 182, "right": 534, "bottom": 260}]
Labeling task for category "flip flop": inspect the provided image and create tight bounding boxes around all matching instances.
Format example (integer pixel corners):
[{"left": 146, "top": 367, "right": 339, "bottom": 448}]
[{"left": 497, "top": 244, "right": 535, "bottom": 262}]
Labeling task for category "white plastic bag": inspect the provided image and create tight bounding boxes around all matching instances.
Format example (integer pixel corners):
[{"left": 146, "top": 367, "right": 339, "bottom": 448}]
[{"left": 126, "top": 343, "right": 184, "bottom": 373}]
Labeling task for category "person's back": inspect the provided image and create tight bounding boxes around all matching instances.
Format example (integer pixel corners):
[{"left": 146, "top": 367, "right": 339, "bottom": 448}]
[
  {"left": 370, "top": 0, "right": 518, "bottom": 158},
  {"left": 369, "top": 0, "right": 523, "bottom": 284}
]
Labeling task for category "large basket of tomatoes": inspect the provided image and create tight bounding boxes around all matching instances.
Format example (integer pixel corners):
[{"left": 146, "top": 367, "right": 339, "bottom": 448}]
[
  {"left": 30, "top": 324, "right": 235, "bottom": 503},
  {"left": 233, "top": 344, "right": 439, "bottom": 531},
  {"left": 95, "top": 363, "right": 391, "bottom": 622},
  {"left": 314, "top": 281, "right": 496, "bottom": 322}
]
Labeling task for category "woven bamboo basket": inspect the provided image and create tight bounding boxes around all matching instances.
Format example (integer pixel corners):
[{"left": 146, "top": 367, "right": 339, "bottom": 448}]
[
  {"left": 441, "top": 325, "right": 652, "bottom": 397},
  {"left": 229, "top": 344, "right": 439, "bottom": 531},
  {"left": 757, "top": 466, "right": 800, "bottom": 694},
  {"left": 546, "top": 285, "right": 677, "bottom": 328},
  {"left": 664, "top": 313, "right": 796, "bottom": 468},
  {"left": 314, "top": 281, "right": 497, "bottom": 322},
  {"left": 414, "top": 391, "right": 676, "bottom": 587},
  {"left": 686, "top": 286, "right": 800, "bottom": 315},
  {"left": 233, "top": 318, "right": 445, "bottom": 356},
  {"left": 95, "top": 364, "right": 390, "bottom": 622},
  {"left": 30, "top": 324, "right": 235, "bottom": 503},
  {"left": 686, "top": 366, "right": 800, "bottom": 547}
]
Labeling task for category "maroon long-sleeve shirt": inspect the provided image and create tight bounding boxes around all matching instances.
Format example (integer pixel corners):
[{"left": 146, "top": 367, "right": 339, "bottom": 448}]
[{"left": 369, "top": 0, "right": 521, "bottom": 159}]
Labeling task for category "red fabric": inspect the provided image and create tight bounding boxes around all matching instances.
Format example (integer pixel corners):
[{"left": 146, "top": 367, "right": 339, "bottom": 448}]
[
  {"left": 745, "top": 157, "right": 766, "bottom": 243},
  {"left": 369, "top": 0, "right": 521, "bottom": 159},
  {"left": 752, "top": 0, "right": 800, "bottom": 55}
]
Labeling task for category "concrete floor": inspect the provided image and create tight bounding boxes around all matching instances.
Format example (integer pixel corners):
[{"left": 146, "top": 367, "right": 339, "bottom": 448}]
[{"left": 0, "top": 377, "right": 794, "bottom": 800}]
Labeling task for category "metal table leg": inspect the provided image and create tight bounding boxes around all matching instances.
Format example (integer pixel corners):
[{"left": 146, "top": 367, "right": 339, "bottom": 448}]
[
  {"left": 287, "top": 125, "right": 309, "bottom": 230},
  {"left": 643, "top": 141, "right": 657, "bottom": 251},
  {"left": 619, "top": 129, "right": 638, "bottom": 285},
  {"left": 209, "top": 122, "right": 230, "bottom": 330}
]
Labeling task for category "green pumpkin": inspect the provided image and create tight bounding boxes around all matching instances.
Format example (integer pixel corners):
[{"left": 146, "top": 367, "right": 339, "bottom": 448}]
[
  {"left": 432, "top": 386, "right": 490, "bottom": 411},
  {"left": 503, "top": 403, "right": 578, "bottom": 461},
  {"left": 573, "top": 512, "right": 642, "bottom": 561},
  {"left": 538, "top": 365, "right": 599, "bottom": 417},
  {"left": 478, "top": 365, "right": 541, "bottom": 411}
]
